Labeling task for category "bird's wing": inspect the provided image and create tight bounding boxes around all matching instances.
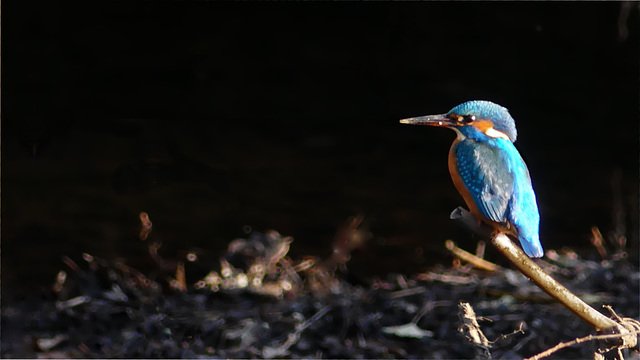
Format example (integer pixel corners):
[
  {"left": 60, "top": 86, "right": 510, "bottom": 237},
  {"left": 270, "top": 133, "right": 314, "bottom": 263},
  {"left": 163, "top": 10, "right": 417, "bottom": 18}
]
[
  {"left": 453, "top": 139, "right": 515, "bottom": 224},
  {"left": 454, "top": 139, "right": 543, "bottom": 257}
]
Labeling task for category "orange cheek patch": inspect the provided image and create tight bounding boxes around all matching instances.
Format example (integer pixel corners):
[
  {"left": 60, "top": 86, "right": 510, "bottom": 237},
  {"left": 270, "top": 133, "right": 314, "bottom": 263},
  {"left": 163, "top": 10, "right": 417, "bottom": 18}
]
[
  {"left": 471, "top": 120, "right": 494, "bottom": 132},
  {"left": 472, "top": 120, "right": 510, "bottom": 139}
]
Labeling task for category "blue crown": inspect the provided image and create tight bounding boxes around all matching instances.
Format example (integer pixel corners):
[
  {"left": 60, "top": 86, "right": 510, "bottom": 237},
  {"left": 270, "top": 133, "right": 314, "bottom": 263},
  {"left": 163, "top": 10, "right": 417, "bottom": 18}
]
[{"left": 448, "top": 100, "right": 518, "bottom": 142}]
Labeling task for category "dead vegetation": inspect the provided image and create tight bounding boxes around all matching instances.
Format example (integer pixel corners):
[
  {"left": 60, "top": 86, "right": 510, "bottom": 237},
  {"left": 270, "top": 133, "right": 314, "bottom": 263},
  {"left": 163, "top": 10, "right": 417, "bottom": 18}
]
[{"left": 2, "top": 213, "right": 638, "bottom": 359}]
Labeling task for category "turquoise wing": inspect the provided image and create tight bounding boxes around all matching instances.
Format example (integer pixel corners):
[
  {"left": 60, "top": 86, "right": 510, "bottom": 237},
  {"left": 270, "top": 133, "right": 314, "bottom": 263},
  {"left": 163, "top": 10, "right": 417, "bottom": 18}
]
[{"left": 453, "top": 139, "right": 543, "bottom": 258}]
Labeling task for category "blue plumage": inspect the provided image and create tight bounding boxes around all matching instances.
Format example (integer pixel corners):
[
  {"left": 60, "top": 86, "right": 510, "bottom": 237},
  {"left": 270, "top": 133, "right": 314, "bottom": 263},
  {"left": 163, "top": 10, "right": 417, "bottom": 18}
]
[
  {"left": 400, "top": 100, "right": 544, "bottom": 258},
  {"left": 453, "top": 137, "right": 542, "bottom": 258}
]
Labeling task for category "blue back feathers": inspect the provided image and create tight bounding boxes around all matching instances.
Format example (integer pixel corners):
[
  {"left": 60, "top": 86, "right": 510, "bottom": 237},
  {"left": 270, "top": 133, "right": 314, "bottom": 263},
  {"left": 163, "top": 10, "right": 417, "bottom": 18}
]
[{"left": 448, "top": 100, "right": 518, "bottom": 142}]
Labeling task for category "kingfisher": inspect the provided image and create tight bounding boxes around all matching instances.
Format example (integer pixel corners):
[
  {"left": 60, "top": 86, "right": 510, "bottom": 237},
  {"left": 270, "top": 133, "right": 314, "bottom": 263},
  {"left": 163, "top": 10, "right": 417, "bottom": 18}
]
[{"left": 400, "top": 100, "right": 543, "bottom": 258}]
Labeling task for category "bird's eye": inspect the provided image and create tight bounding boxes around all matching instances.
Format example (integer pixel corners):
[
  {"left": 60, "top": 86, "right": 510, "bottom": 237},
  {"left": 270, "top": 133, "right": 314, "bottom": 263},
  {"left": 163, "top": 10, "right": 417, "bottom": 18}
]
[{"left": 461, "top": 115, "right": 476, "bottom": 124}]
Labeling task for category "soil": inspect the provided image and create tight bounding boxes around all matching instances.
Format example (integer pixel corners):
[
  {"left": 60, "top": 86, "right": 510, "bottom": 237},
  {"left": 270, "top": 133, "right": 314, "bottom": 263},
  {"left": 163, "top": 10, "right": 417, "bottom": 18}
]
[{"left": 2, "top": 226, "right": 638, "bottom": 359}]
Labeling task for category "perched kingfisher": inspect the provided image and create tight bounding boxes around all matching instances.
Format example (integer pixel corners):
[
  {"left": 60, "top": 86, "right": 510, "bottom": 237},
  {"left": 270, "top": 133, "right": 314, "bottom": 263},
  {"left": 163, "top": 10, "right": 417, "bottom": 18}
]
[{"left": 400, "top": 100, "right": 543, "bottom": 258}]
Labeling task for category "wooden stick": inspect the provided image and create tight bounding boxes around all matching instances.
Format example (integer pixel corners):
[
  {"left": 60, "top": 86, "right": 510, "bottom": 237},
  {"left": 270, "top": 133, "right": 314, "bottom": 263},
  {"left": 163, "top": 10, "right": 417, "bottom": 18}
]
[
  {"left": 450, "top": 207, "right": 620, "bottom": 331},
  {"left": 445, "top": 240, "right": 500, "bottom": 272},
  {"left": 458, "top": 302, "right": 492, "bottom": 360}
]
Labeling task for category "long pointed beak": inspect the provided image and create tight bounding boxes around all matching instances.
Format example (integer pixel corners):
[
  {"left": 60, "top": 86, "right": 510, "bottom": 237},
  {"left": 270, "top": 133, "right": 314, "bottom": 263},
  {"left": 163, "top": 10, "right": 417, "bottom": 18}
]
[{"left": 399, "top": 114, "right": 452, "bottom": 127}]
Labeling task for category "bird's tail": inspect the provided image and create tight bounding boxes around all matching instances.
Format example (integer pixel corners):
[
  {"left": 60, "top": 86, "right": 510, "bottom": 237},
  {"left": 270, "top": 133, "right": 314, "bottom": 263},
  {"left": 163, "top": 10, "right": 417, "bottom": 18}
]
[{"left": 516, "top": 227, "right": 544, "bottom": 258}]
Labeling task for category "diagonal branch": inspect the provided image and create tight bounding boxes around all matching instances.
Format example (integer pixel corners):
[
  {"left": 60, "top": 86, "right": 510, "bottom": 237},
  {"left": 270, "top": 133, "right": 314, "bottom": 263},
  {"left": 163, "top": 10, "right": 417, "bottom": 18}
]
[{"left": 450, "top": 207, "right": 636, "bottom": 350}]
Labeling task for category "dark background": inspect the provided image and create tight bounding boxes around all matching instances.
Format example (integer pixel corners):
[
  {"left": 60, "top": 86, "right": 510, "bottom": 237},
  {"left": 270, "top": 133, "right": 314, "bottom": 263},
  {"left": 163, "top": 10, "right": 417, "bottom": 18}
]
[{"left": 3, "top": 3, "right": 639, "bottom": 303}]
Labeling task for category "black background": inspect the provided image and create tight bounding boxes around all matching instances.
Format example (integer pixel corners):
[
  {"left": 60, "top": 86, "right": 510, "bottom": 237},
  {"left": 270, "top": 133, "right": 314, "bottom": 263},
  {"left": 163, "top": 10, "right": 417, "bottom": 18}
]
[{"left": 3, "top": 2, "right": 639, "bottom": 302}]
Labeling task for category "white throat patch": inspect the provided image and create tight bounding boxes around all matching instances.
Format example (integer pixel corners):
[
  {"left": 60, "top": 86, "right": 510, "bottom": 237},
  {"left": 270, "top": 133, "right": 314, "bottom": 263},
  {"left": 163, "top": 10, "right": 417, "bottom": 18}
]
[{"left": 452, "top": 128, "right": 466, "bottom": 140}]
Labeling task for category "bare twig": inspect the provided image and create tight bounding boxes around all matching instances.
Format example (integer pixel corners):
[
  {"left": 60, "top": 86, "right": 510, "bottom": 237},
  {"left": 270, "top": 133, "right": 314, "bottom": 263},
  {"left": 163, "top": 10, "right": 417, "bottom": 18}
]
[
  {"left": 591, "top": 227, "right": 608, "bottom": 260},
  {"left": 170, "top": 261, "right": 187, "bottom": 292},
  {"left": 417, "top": 272, "right": 475, "bottom": 284},
  {"left": 389, "top": 287, "right": 426, "bottom": 299},
  {"left": 602, "top": 305, "right": 640, "bottom": 352},
  {"left": 262, "top": 306, "right": 331, "bottom": 358},
  {"left": 139, "top": 211, "right": 153, "bottom": 241},
  {"left": 458, "top": 302, "right": 492, "bottom": 360},
  {"left": 413, "top": 301, "right": 451, "bottom": 324},
  {"left": 445, "top": 240, "right": 500, "bottom": 272},
  {"left": 61, "top": 256, "right": 79, "bottom": 271},
  {"left": 525, "top": 330, "right": 640, "bottom": 360},
  {"left": 476, "top": 241, "right": 487, "bottom": 258},
  {"left": 490, "top": 322, "right": 525, "bottom": 344}
]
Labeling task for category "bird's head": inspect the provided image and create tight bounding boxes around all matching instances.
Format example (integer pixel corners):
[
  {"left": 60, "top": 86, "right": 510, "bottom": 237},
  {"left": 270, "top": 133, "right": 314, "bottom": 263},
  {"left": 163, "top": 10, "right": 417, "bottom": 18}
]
[{"left": 400, "top": 100, "right": 518, "bottom": 142}]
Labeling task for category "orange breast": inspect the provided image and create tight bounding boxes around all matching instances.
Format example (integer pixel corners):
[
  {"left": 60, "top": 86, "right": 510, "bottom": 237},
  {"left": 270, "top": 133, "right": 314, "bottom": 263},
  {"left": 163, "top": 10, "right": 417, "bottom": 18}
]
[{"left": 448, "top": 139, "right": 478, "bottom": 216}]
